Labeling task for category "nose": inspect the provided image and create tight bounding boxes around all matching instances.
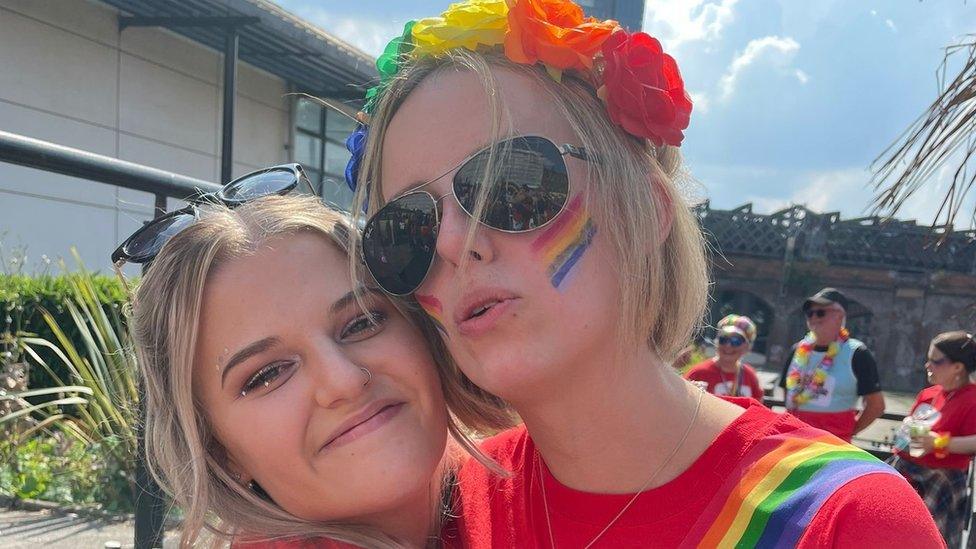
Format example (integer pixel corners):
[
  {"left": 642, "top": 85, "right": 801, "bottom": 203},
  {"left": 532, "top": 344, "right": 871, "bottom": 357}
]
[
  {"left": 433, "top": 197, "right": 495, "bottom": 273},
  {"left": 308, "top": 346, "right": 370, "bottom": 410}
]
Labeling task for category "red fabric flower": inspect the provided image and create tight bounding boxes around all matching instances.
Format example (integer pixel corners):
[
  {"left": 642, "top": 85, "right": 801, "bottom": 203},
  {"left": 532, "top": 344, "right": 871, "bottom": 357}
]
[
  {"left": 598, "top": 30, "right": 692, "bottom": 147},
  {"left": 505, "top": 0, "right": 618, "bottom": 72}
]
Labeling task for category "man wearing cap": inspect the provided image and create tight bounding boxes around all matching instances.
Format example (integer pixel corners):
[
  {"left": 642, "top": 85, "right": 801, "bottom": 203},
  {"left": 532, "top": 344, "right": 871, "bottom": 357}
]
[
  {"left": 779, "top": 288, "right": 885, "bottom": 442},
  {"left": 685, "top": 314, "right": 765, "bottom": 400}
]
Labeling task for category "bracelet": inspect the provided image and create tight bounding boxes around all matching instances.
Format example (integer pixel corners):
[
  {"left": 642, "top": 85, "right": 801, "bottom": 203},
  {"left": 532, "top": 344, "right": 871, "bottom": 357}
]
[{"left": 934, "top": 432, "right": 951, "bottom": 459}]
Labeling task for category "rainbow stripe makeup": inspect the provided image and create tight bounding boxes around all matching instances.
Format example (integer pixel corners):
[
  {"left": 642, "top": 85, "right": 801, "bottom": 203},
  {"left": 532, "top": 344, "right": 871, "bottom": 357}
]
[
  {"left": 680, "top": 426, "right": 899, "bottom": 548},
  {"left": 415, "top": 294, "right": 448, "bottom": 334},
  {"left": 530, "top": 195, "right": 597, "bottom": 289}
]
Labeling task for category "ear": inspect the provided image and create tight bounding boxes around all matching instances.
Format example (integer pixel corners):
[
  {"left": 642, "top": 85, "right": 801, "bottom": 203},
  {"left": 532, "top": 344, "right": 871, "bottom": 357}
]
[
  {"left": 212, "top": 442, "right": 249, "bottom": 485},
  {"left": 651, "top": 177, "right": 675, "bottom": 246}
]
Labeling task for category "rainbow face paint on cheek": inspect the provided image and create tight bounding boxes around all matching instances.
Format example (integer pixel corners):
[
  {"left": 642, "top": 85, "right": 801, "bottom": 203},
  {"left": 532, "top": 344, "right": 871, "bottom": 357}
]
[
  {"left": 530, "top": 194, "right": 598, "bottom": 289},
  {"left": 415, "top": 294, "right": 448, "bottom": 334}
]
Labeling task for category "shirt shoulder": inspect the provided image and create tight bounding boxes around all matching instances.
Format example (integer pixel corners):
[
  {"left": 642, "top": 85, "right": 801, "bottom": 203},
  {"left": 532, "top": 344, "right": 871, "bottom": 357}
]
[
  {"left": 683, "top": 360, "right": 716, "bottom": 379},
  {"left": 798, "top": 471, "right": 943, "bottom": 548}
]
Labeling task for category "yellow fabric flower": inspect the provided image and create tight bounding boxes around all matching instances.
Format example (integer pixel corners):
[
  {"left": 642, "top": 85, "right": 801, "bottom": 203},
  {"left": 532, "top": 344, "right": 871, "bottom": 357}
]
[{"left": 412, "top": 0, "right": 509, "bottom": 56}]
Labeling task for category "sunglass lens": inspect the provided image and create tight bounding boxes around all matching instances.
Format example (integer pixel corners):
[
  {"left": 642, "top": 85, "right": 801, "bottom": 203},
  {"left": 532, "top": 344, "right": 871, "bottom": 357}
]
[
  {"left": 363, "top": 193, "right": 438, "bottom": 295},
  {"left": 453, "top": 136, "right": 569, "bottom": 232},
  {"left": 220, "top": 168, "right": 297, "bottom": 204},
  {"left": 123, "top": 211, "right": 196, "bottom": 263}
]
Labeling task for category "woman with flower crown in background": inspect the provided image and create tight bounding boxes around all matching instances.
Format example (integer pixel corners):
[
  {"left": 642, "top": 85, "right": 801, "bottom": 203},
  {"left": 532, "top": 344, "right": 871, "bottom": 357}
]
[{"left": 346, "top": 0, "right": 942, "bottom": 546}]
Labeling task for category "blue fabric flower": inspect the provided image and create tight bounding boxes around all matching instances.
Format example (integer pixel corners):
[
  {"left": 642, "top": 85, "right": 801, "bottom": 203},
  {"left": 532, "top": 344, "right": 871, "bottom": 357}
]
[{"left": 344, "top": 123, "right": 369, "bottom": 192}]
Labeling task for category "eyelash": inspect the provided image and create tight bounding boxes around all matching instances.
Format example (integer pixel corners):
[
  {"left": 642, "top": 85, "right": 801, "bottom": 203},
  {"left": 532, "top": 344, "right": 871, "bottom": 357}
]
[
  {"left": 341, "top": 310, "right": 387, "bottom": 340},
  {"left": 237, "top": 310, "right": 388, "bottom": 397},
  {"left": 240, "top": 361, "right": 296, "bottom": 397}
]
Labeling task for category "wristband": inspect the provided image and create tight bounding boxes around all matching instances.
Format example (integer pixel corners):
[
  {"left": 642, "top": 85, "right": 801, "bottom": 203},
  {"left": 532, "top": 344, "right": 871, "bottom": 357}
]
[{"left": 934, "top": 432, "right": 951, "bottom": 459}]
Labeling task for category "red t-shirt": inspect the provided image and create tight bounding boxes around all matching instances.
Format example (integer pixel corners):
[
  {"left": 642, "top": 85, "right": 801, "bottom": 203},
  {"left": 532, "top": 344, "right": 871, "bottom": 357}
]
[
  {"left": 896, "top": 382, "right": 976, "bottom": 470},
  {"left": 684, "top": 359, "right": 764, "bottom": 400},
  {"left": 446, "top": 399, "right": 942, "bottom": 548}
]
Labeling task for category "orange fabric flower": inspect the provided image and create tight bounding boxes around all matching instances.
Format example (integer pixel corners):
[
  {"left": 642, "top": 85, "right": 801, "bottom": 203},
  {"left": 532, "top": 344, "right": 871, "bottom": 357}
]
[{"left": 504, "top": 0, "right": 618, "bottom": 72}]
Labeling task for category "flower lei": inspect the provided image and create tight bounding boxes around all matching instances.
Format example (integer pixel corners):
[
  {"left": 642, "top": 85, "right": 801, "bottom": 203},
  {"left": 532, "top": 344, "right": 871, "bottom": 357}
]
[
  {"left": 344, "top": 0, "right": 692, "bottom": 192},
  {"left": 786, "top": 328, "right": 850, "bottom": 408}
]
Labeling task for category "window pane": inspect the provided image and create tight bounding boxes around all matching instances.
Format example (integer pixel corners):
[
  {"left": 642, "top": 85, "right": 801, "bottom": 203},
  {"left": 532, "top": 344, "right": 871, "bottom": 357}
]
[
  {"left": 295, "top": 133, "right": 323, "bottom": 170},
  {"left": 321, "top": 176, "right": 355, "bottom": 212},
  {"left": 326, "top": 108, "right": 358, "bottom": 143},
  {"left": 296, "top": 99, "right": 323, "bottom": 133},
  {"left": 324, "top": 140, "right": 351, "bottom": 182}
]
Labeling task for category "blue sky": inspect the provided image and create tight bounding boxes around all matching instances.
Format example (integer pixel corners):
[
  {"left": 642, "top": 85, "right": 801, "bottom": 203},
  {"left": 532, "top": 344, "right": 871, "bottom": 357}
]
[{"left": 274, "top": 0, "right": 976, "bottom": 223}]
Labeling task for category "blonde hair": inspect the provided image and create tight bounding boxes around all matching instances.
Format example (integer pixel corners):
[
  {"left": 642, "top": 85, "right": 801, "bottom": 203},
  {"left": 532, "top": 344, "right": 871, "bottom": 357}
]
[
  {"left": 130, "top": 195, "right": 509, "bottom": 548},
  {"left": 353, "top": 50, "right": 708, "bottom": 363}
]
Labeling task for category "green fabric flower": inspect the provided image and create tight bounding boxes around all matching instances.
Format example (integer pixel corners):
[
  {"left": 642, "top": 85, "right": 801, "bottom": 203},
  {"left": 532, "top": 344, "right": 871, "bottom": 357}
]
[{"left": 364, "top": 20, "right": 417, "bottom": 113}]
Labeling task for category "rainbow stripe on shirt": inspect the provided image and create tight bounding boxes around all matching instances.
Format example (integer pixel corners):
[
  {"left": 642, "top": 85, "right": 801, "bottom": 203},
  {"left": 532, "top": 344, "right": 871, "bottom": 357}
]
[{"left": 679, "top": 426, "right": 899, "bottom": 548}]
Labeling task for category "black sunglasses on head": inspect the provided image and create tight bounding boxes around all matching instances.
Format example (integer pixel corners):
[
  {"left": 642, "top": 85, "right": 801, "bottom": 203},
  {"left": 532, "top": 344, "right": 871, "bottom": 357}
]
[
  {"left": 111, "top": 164, "right": 313, "bottom": 265},
  {"left": 361, "top": 135, "right": 592, "bottom": 296}
]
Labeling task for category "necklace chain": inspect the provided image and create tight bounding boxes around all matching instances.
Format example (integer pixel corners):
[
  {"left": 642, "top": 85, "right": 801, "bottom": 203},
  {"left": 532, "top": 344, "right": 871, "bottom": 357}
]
[{"left": 537, "top": 385, "right": 705, "bottom": 549}]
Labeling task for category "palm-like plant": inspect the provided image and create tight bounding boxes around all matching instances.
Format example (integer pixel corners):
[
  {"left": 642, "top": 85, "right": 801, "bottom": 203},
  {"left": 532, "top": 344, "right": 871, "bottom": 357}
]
[{"left": 1, "top": 250, "right": 139, "bottom": 487}]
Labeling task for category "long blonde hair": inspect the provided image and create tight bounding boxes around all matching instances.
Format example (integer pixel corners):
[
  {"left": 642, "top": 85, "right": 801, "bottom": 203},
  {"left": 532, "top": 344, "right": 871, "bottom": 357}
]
[
  {"left": 130, "top": 195, "right": 510, "bottom": 547},
  {"left": 353, "top": 50, "right": 708, "bottom": 364}
]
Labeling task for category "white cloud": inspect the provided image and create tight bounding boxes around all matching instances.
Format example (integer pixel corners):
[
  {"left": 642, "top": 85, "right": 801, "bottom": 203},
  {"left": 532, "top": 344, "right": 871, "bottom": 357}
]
[
  {"left": 280, "top": 7, "right": 402, "bottom": 57},
  {"left": 885, "top": 19, "right": 898, "bottom": 32},
  {"left": 790, "top": 168, "right": 870, "bottom": 213},
  {"left": 690, "top": 91, "right": 710, "bottom": 114},
  {"left": 795, "top": 69, "right": 810, "bottom": 84},
  {"left": 870, "top": 9, "right": 878, "bottom": 17},
  {"left": 643, "top": 0, "right": 739, "bottom": 50},
  {"left": 719, "top": 36, "right": 801, "bottom": 101}
]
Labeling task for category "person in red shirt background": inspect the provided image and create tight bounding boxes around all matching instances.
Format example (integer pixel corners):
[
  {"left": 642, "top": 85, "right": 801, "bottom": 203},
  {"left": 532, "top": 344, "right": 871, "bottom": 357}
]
[
  {"left": 685, "top": 314, "right": 765, "bottom": 400},
  {"left": 894, "top": 330, "right": 976, "bottom": 547}
]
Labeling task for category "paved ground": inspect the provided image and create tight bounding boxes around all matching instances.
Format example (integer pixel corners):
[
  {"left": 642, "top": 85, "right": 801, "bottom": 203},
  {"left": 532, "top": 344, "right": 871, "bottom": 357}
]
[{"left": 0, "top": 509, "right": 178, "bottom": 548}]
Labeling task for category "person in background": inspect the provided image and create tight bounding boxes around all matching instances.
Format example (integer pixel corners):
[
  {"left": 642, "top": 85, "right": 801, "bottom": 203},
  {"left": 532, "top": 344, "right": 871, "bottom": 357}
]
[
  {"left": 780, "top": 288, "right": 885, "bottom": 442},
  {"left": 685, "top": 314, "right": 764, "bottom": 400},
  {"left": 894, "top": 331, "right": 976, "bottom": 547}
]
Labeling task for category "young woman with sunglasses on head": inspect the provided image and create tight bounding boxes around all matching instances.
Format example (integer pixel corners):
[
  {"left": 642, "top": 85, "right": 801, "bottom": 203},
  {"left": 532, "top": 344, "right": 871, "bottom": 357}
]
[
  {"left": 891, "top": 331, "right": 976, "bottom": 547},
  {"left": 119, "top": 173, "right": 511, "bottom": 547},
  {"left": 685, "top": 315, "right": 764, "bottom": 400},
  {"left": 349, "top": 1, "right": 941, "bottom": 546}
]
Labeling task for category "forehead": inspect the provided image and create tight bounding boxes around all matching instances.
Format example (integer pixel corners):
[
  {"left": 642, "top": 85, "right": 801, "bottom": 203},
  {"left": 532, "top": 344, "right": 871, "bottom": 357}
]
[
  {"left": 198, "top": 234, "right": 347, "bottom": 340},
  {"left": 379, "top": 67, "right": 579, "bottom": 200}
]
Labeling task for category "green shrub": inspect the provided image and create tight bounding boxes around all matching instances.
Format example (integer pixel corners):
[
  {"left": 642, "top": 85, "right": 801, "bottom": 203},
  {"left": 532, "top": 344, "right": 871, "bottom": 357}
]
[
  {"left": 1, "top": 272, "right": 129, "bottom": 391},
  {"left": 0, "top": 434, "right": 133, "bottom": 512}
]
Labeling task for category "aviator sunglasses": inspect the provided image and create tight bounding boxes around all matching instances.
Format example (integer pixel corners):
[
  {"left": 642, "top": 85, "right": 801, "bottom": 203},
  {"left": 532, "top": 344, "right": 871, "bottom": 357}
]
[
  {"left": 361, "top": 135, "right": 592, "bottom": 296},
  {"left": 111, "top": 163, "right": 313, "bottom": 265}
]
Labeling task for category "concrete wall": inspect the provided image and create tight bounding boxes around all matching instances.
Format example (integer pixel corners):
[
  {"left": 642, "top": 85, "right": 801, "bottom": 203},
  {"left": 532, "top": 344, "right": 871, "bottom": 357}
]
[{"left": 0, "top": 0, "right": 292, "bottom": 275}]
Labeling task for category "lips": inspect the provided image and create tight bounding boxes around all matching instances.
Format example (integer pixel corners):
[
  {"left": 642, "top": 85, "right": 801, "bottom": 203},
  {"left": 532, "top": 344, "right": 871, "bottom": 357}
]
[
  {"left": 455, "top": 288, "right": 520, "bottom": 337},
  {"left": 319, "top": 400, "right": 405, "bottom": 453}
]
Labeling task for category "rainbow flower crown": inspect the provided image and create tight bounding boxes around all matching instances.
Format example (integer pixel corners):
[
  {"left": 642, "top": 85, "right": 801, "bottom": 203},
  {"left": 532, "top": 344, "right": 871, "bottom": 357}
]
[{"left": 345, "top": 0, "right": 692, "bottom": 192}]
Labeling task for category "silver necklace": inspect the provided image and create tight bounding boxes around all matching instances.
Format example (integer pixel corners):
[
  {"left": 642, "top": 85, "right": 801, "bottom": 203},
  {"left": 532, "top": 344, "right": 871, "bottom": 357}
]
[{"left": 537, "top": 385, "right": 705, "bottom": 549}]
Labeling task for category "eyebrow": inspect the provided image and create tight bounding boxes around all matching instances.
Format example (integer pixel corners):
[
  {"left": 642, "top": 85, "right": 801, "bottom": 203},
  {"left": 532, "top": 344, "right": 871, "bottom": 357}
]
[
  {"left": 221, "top": 337, "right": 281, "bottom": 387},
  {"left": 330, "top": 285, "right": 386, "bottom": 314},
  {"left": 219, "top": 287, "right": 387, "bottom": 388}
]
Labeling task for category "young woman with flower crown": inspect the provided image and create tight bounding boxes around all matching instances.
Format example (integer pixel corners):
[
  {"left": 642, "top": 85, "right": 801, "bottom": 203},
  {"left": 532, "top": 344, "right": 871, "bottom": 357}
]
[{"left": 345, "top": 0, "right": 943, "bottom": 546}]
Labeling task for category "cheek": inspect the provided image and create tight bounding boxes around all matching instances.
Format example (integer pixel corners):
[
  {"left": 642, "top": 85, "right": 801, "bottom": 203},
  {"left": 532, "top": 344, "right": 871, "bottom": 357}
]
[
  {"left": 416, "top": 294, "right": 448, "bottom": 336},
  {"left": 529, "top": 195, "right": 598, "bottom": 291}
]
